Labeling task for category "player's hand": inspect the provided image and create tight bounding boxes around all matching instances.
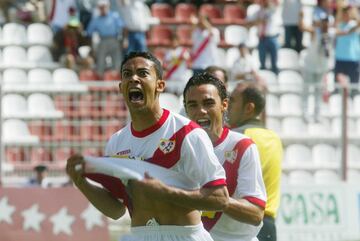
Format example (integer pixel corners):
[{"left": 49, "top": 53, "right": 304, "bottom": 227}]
[
  {"left": 66, "top": 154, "right": 86, "bottom": 187},
  {"left": 190, "top": 14, "right": 199, "bottom": 25},
  {"left": 128, "top": 172, "right": 169, "bottom": 199}
]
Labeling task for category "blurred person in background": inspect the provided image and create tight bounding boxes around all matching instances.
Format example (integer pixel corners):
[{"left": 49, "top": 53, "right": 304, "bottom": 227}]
[
  {"left": 77, "top": 0, "right": 97, "bottom": 30},
  {"left": 282, "top": 0, "right": 303, "bottom": 52},
  {"left": 0, "top": 0, "right": 14, "bottom": 23},
  {"left": 87, "top": 0, "right": 125, "bottom": 77},
  {"left": 300, "top": 13, "right": 334, "bottom": 122},
  {"left": 27, "top": 164, "right": 50, "bottom": 188},
  {"left": 334, "top": 5, "right": 360, "bottom": 96},
  {"left": 48, "top": 0, "right": 77, "bottom": 33},
  {"left": 163, "top": 34, "right": 192, "bottom": 94},
  {"left": 230, "top": 43, "right": 261, "bottom": 83},
  {"left": 242, "top": 0, "right": 281, "bottom": 74},
  {"left": 313, "top": 0, "right": 334, "bottom": 28},
  {"left": 227, "top": 82, "right": 283, "bottom": 241},
  {"left": 118, "top": 0, "right": 156, "bottom": 54},
  {"left": 205, "top": 66, "right": 228, "bottom": 87},
  {"left": 190, "top": 14, "right": 220, "bottom": 74}
]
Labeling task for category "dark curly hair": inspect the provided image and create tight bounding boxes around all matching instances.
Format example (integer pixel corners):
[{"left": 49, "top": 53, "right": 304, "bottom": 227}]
[
  {"left": 183, "top": 72, "right": 228, "bottom": 104},
  {"left": 121, "top": 51, "right": 163, "bottom": 79}
]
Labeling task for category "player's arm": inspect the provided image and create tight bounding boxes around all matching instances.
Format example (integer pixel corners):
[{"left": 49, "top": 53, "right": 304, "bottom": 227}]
[
  {"left": 163, "top": 129, "right": 229, "bottom": 211},
  {"left": 224, "top": 143, "right": 266, "bottom": 225},
  {"left": 66, "top": 154, "right": 126, "bottom": 220},
  {"left": 223, "top": 197, "right": 264, "bottom": 226}
]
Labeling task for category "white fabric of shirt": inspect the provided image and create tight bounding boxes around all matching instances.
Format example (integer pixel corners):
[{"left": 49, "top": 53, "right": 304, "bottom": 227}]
[
  {"left": 191, "top": 27, "right": 220, "bottom": 69},
  {"left": 230, "top": 54, "right": 256, "bottom": 81},
  {"left": 118, "top": 0, "right": 152, "bottom": 32},
  {"left": 50, "top": 0, "right": 76, "bottom": 27},
  {"left": 303, "top": 29, "right": 335, "bottom": 73},
  {"left": 105, "top": 109, "right": 226, "bottom": 189},
  {"left": 247, "top": 5, "right": 281, "bottom": 37},
  {"left": 281, "top": 0, "right": 302, "bottom": 26},
  {"left": 164, "top": 47, "right": 191, "bottom": 81}
]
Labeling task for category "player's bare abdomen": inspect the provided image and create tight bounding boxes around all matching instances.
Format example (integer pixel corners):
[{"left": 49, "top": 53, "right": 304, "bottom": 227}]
[{"left": 130, "top": 197, "right": 201, "bottom": 227}]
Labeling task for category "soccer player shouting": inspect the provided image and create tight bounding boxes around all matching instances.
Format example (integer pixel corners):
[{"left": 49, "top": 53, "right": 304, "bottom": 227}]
[{"left": 66, "top": 52, "right": 229, "bottom": 241}]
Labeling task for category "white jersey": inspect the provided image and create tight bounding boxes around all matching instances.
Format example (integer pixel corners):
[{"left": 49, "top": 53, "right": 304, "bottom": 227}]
[
  {"left": 105, "top": 109, "right": 226, "bottom": 189},
  {"left": 191, "top": 27, "right": 220, "bottom": 69},
  {"left": 202, "top": 128, "right": 266, "bottom": 241}
]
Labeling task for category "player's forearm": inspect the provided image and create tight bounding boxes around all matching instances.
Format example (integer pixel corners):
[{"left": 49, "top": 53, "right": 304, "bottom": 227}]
[
  {"left": 76, "top": 179, "right": 126, "bottom": 220},
  {"left": 223, "top": 197, "right": 264, "bottom": 226},
  {"left": 165, "top": 185, "right": 229, "bottom": 211}
]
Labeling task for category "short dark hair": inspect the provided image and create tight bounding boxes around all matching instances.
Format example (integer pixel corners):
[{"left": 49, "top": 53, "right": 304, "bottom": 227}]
[
  {"left": 34, "top": 165, "right": 48, "bottom": 173},
  {"left": 121, "top": 51, "right": 163, "bottom": 79},
  {"left": 183, "top": 72, "right": 228, "bottom": 104},
  {"left": 205, "top": 66, "right": 228, "bottom": 83},
  {"left": 238, "top": 82, "right": 266, "bottom": 116}
]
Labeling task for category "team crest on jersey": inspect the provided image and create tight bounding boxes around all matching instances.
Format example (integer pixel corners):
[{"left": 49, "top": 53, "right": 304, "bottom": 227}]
[
  {"left": 225, "top": 150, "right": 238, "bottom": 163},
  {"left": 159, "top": 139, "right": 176, "bottom": 154}
]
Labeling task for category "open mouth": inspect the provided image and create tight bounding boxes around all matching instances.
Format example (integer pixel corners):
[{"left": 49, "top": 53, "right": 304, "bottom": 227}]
[
  {"left": 196, "top": 118, "right": 211, "bottom": 129},
  {"left": 128, "top": 88, "right": 144, "bottom": 103}
]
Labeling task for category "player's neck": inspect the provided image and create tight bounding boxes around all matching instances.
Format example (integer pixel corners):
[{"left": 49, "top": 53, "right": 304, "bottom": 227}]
[{"left": 131, "top": 107, "right": 164, "bottom": 132}]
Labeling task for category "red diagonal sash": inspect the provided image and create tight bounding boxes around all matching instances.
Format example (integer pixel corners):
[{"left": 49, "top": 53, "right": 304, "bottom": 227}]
[
  {"left": 191, "top": 35, "right": 211, "bottom": 62},
  {"left": 164, "top": 48, "right": 187, "bottom": 80},
  {"left": 202, "top": 138, "right": 253, "bottom": 231}
]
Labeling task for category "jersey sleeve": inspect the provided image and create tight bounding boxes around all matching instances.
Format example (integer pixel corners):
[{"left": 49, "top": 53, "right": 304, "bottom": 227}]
[
  {"left": 235, "top": 144, "right": 267, "bottom": 209},
  {"left": 180, "top": 128, "right": 226, "bottom": 188}
]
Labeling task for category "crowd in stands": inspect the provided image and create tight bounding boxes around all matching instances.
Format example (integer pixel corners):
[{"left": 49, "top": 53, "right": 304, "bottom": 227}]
[{"left": 0, "top": 0, "right": 359, "bottom": 167}]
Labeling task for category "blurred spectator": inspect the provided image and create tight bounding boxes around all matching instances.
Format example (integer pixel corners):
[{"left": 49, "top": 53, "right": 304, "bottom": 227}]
[
  {"left": 0, "top": 0, "right": 14, "bottom": 22},
  {"left": 87, "top": 0, "right": 125, "bottom": 77},
  {"left": 243, "top": 0, "right": 281, "bottom": 74},
  {"left": 48, "top": 0, "right": 77, "bottom": 33},
  {"left": 190, "top": 14, "right": 220, "bottom": 74},
  {"left": 334, "top": 5, "right": 360, "bottom": 95},
  {"left": 205, "top": 65, "right": 228, "bottom": 85},
  {"left": 118, "top": 0, "right": 156, "bottom": 54},
  {"left": 312, "top": 0, "right": 335, "bottom": 32},
  {"left": 163, "top": 35, "right": 192, "bottom": 94},
  {"left": 300, "top": 13, "right": 334, "bottom": 122},
  {"left": 282, "top": 0, "right": 303, "bottom": 52},
  {"left": 163, "top": 35, "right": 191, "bottom": 80},
  {"left": 230, "top": 43, "right": 260, "bottom": 82},
  {"left": 76, "top": 0, "right": 97, "bottom": 30},
  {"left": 52, "top": 7, "right": 90, "bottom": 70},
  {"left": 27, "top": 164, "right": 50, "bottom": 188}
]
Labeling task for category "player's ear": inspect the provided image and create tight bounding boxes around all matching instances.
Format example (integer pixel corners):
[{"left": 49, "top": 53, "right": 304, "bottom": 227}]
[
  {"left": 246, "top": 102, "right": 255, "bottom": 115},
  {"left": 156, "top": 79, "right": 166, "bottom": 93},
  {"left": 222, "top": 98, "right": 229, "bottom": 112}
]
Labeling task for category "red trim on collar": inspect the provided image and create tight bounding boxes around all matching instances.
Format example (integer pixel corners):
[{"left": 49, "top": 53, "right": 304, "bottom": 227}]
[
  {"left": 131, "top": 109, "right": 170, "bottom": 138},
  {"left": 213, "top": 127, "right": 229, "bottom": 147}
]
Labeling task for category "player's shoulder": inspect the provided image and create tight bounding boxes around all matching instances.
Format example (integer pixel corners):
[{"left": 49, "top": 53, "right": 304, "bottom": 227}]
[
  {"left": 228, "top": 129, "right": 253, "bottom": 143},
  {"left": 107, "top": 123, "right": 129, "bottom": 141},
  {"left": 169, "top": 110, "right": 200, "bottom": 130},
  {"left": 168, "top": 111, "right": 211, "bottom": 140}
]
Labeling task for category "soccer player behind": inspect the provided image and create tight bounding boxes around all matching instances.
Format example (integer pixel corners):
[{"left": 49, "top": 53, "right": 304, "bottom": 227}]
[{"left": 183, "top": 72, "right": 266, "bottom": 241}]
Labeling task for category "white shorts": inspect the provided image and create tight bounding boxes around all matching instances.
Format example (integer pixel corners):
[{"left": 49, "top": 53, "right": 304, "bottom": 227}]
[{"left": 120, "top": 223, "right": 214, "bottom": 241}]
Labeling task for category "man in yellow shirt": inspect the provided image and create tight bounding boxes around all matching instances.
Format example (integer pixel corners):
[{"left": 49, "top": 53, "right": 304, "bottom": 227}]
[{"left": 227, "top": 82, "right": 283, "bottom": 241}]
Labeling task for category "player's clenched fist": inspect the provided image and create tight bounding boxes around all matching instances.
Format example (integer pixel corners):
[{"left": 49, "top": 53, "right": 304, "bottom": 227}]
[{"left": 66, "top": 154, "right": 86, "bottom": 187}]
